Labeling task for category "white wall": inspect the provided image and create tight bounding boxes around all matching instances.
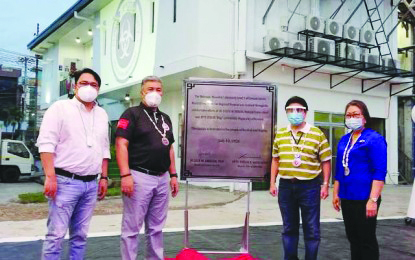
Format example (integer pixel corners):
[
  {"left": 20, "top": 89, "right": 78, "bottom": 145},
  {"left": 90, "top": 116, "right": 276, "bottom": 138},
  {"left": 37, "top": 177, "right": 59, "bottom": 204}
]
[
  {"left": 154, "top": 0, "right": 234, "bottom": 78},
  {"left": 39, "top": 44, "right": 59, "bottom": 109},
  {"left": 98, "top": 0, "right": 157, "bottom": 94}
]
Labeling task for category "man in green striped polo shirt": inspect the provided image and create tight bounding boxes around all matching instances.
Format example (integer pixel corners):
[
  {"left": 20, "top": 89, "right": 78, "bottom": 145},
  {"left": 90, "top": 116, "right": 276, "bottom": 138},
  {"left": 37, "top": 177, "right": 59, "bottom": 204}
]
[{"left": 269, "top": 96, "right": 331, "bottom": 260}]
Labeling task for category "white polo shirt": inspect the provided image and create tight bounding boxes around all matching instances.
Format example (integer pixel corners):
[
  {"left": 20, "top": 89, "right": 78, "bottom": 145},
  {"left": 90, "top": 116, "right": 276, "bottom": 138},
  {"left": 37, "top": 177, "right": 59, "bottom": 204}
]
[{"left": 36, "top": 98, "right": 111, "bottom": 176}]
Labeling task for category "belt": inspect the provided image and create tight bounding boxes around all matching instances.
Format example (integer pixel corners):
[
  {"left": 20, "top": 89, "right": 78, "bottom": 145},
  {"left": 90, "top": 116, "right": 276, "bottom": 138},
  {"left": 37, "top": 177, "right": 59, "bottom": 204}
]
[
  {"left": 132, "top": 166, "right": 165, "bottom": 176},
  {"left": 55, "top": 168, "right": 98, "bottom": 182},
  {"left": 280, "top": 177, "right": 319, "bottom": 183}
]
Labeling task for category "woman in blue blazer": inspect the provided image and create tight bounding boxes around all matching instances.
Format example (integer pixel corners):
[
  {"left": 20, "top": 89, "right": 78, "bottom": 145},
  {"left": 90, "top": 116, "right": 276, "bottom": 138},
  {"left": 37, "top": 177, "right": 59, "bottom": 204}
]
[{"left": 333, "top": 100, "right": 387, "bottom": 260}]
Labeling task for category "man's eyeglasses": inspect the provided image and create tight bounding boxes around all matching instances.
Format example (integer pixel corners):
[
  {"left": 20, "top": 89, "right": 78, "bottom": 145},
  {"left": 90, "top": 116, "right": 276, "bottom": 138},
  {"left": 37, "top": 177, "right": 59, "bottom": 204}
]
[
  {"left": 345, "top": 113, "right": 363, "bottom": 119},
  {"left": 78, "top": 81, "right": 99, "bottom": 89},
  {"left": 286, "top": 106, "right": 306, "bottom": 113}
]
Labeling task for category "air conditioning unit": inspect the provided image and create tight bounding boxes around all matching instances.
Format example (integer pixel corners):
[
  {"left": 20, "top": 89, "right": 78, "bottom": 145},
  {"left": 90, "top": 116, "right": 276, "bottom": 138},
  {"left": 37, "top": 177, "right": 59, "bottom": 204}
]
[
  {"left": 325, "top": 19, "right": 343, "bottom": 37},
  {"left": 382, "top": 57, "right": 400, "bottom": 69},
  {"left": 361, "top": 53, "right": 380, "bottom": 66},
  {"left": 360, "top": 27, "right": 376, "bottom": 45},
  {"left": 263, "top": 35, "right": 286, "bottom": 53},
  {"left": 336, "top": 43, "right": 361, "bottom": 61},
  {"left": 309, "top": 37, "right": 335, "bottom": 56},
  {"left": 290, "top": 40, "right": 306, "bottom": 52},
  {"left": 306, "top": 16, "right": 324, "bottom": 34},
  {"left": 343, "top": 24, "right": 359, "bottom": 41}
]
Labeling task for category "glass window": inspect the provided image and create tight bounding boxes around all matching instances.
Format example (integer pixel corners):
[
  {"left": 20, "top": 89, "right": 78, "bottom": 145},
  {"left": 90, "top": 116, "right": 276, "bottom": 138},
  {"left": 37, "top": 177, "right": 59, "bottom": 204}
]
[
  {"left": 7, "top": 143, "right": 30, "bottom": 158},
  {"left": 332, "top": 114, "right": 344, "bottom": 123},
  {"left": 314, "top": 112, "right": 330, "bottom": 122}
]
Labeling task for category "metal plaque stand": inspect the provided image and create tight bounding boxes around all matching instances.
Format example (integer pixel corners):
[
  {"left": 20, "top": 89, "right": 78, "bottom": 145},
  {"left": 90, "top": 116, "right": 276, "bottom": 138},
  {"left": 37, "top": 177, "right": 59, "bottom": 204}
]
[{"left": 184, "top": 178, "right": 251, "bottom": 255}]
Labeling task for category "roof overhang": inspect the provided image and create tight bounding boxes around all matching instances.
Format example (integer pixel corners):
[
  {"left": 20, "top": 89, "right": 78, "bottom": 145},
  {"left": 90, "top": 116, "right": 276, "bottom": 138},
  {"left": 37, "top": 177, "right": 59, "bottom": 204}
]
[{"left": 27, "top": 0, "right": 112, "bottom": 53}]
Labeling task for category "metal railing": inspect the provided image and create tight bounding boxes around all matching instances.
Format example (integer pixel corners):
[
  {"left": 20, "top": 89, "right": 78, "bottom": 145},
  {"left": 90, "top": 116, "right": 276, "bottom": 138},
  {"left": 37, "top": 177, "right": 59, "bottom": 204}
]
[{"left": 398, "top": 148, "right": 414, "bottom": 184}]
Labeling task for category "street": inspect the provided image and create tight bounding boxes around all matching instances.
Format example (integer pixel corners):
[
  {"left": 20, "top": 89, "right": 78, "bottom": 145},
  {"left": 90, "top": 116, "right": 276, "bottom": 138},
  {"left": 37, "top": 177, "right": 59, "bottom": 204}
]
[{"left": 0, "top": 180, "right": 43, "bottom": 204}]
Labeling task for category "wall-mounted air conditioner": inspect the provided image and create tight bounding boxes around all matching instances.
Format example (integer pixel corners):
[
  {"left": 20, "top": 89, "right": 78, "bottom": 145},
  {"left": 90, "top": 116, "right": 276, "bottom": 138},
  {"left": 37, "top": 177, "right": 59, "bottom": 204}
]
[
  {"left": 361, "top": 53, "right": 380, "bottom": 66},
  {"left": 360, "top": 27, "right": 376, "bottom": 45},
  {"left": 325, "top": 19, "right": 343, "bottom": 37},
  {"left": 336, "top": 43, "right": 361, "bottom": 61},
  {"left": 343, "top": 24, "right": 359, "bottom": 41},
  {"left": 309, "top": 37, "right": 335, "bottom": 56},
  {"left": 263, "top": 35, "right": 286, "bottom": 53},
  {"left": 290, "top": 40, "right": 306, "bottom": 52},
  {"left": 306, "top": 16, "right": 324, "bottom": 34},
  {"left": 382, "top": 57, "right": 400, "bottom": 69}
]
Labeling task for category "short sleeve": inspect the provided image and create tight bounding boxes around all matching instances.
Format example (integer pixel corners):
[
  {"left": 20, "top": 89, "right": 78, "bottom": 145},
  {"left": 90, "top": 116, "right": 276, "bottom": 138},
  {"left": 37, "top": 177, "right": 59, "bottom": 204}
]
[
  {"left": 165, "top": 115, "right": 175, "bottom": 144},
  {"left": 36, "top": 102, "right": 61, "bottom": 153},
  {"left": 272, "top": 133, "right": 279, "bottom": 158},
  {"left": 318, "top": 130, "right": 332, "bottom": 162},
  {"left": 115, "top": 108, "right": 135, "bottom": 141},
  {"left": 102, "top": 112, "right": 111, "bottom": 159}
]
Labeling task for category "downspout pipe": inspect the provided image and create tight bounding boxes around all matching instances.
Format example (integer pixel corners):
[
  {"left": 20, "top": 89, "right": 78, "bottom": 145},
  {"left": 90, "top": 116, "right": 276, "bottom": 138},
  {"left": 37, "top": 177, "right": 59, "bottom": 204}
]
[{"left": 74, "top": 11, "right": 93, "bottom": 22}]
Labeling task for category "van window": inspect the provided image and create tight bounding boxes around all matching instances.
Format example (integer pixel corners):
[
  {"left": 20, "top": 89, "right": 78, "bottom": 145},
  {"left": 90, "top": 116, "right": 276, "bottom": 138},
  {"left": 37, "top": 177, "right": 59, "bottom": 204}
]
[{"left": 7, "top": 143, "right": 30, "bottom": 158}]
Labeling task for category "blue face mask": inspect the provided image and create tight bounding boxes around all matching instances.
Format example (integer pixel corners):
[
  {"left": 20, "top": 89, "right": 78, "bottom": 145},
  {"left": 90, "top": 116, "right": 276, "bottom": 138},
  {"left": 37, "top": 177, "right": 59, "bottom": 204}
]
[{"left": 287, "top": 112, "right": 304, "bottom": 126}]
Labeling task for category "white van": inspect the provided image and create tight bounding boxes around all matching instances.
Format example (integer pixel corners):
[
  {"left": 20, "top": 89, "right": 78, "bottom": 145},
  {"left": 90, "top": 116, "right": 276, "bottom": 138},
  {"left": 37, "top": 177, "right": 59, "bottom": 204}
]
[{"left": 0, "top": 138, "right": 39, "bottom": 182}]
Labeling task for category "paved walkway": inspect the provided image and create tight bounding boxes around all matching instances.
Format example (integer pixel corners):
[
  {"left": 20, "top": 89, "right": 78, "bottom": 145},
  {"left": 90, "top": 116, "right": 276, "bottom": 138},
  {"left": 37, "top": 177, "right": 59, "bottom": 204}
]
[
  {"left": 0, "top": 219, "right": 414, "bottom": 259},
  {"left": 0, "top": 184, "right": 414, "bottom": 259}
]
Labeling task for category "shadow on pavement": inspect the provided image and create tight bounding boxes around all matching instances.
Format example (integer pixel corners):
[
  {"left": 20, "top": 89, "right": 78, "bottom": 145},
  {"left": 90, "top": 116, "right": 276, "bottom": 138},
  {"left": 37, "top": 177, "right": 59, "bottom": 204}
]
[{"left": 0, "top": 219, "right": 414, "bottom": 259}]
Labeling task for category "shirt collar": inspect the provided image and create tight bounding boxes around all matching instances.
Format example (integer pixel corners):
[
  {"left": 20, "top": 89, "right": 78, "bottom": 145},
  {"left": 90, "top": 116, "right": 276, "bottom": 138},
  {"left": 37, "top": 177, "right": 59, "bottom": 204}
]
[
  {"left": 140, "top": 102, "right": 160, "bottom": 113},
  {"left": 71, "top": 96, "right": 97, "bottom": 111},
  {"left": 287, "top": 122, "right": 311, "bottom": 133}
]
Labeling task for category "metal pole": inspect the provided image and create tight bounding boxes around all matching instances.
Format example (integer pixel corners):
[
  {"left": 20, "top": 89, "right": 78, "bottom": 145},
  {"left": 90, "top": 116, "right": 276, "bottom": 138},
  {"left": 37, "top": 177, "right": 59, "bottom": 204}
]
[
  {"left": 241, "top": 181, "right": 251, "bottom": 252},
  {"left": 33, "top": 55, "right": 39, "bottom": 140},
  {"left": 184, "top": 180, "right": 189, "bottom": 248}
]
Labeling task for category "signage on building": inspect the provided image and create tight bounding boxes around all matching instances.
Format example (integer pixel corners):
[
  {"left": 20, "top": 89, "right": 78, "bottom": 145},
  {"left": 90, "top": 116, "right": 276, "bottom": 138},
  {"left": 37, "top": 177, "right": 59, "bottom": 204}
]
[
  {"left": 182, "top": 79, "right": 276, "bottom": 181},
  {"left": 111, "top": 0, "right": 143, "bottom": 83}
]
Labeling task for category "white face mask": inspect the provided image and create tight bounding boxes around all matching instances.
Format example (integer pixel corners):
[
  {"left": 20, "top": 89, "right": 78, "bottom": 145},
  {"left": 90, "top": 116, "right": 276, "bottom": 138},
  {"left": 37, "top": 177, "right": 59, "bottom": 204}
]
[
  {"left": 144, "top": 91, "right": 162, "bottom": 107},
  {"left": 345, "top": 118, "right": 364, "bottom": 130},
  {"left": 77, "top": 85, "right": 98, "bottom": 103}
]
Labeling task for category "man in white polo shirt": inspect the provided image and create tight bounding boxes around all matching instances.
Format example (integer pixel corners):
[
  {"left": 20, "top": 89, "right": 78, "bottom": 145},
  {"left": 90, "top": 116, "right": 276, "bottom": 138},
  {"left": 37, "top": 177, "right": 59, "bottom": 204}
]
[{"left": 37, "top": 68, "right": 110, "bottom": 259}]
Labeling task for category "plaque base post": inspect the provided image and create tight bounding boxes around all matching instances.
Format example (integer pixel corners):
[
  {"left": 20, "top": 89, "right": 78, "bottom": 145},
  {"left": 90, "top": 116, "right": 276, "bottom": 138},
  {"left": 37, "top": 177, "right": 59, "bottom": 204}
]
[{"left": 183, "top": 179, "right": 251, "bottom": 255}]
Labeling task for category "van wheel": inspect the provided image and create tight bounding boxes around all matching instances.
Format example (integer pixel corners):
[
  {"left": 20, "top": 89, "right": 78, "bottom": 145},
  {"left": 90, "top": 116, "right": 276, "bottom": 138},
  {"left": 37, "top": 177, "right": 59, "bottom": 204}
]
[{"left": 2, "top": 167, "right": 20, "bottom": 183}]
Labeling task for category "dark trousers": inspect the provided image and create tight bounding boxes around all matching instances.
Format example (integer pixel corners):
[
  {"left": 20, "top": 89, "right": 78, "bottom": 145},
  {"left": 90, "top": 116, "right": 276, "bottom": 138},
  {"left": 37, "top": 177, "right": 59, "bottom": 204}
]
[
  {"left": 341, "top": 198, "right": 381, "bottom": 260},
  {"left": 278, "top": 178, "right": 321, "bottom": 260}
]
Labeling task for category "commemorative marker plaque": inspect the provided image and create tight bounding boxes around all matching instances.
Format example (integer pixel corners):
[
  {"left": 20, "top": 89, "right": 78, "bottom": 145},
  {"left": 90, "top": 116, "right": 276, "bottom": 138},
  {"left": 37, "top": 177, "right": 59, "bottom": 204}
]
[{"left": 181, "top": 79, "right": 276, "bottom": 180}]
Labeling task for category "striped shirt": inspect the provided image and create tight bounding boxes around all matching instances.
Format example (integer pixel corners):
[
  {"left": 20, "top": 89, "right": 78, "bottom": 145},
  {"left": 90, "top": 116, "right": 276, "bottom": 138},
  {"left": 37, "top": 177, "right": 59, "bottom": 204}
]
[{"left": 272, "top": 123, "right": 331, "bottom": 180}]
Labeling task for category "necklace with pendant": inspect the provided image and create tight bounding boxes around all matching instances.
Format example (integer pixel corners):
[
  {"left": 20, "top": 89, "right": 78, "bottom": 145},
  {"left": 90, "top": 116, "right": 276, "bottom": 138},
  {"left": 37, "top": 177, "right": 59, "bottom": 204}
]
[
  {"left": 143, "top": 109, "right": 170, "bottom": 146},
  {"left": 342, "top": 131, "right": 360, "bottom": 176}
]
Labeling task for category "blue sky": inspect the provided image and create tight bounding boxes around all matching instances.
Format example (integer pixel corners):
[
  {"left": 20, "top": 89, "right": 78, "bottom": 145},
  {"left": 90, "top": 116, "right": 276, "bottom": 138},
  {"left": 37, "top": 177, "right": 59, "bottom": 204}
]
[{"left": 0, "top": 0, "right": 76, "bottom": 55}]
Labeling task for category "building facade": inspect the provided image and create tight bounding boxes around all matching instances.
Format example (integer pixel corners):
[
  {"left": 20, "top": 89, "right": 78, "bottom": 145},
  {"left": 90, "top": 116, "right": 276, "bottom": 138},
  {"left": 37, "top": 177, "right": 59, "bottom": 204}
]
[{"left": 28, "top": 0, "right": 415, "bottom": 187}]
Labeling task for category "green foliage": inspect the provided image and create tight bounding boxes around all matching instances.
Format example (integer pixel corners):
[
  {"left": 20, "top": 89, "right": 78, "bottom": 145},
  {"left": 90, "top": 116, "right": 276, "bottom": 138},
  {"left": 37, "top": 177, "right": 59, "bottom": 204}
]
[
  {"left": 106, "top": 187, "right": 121, "bottom": 197},
  {"left": 18, "top": 192, "right": 47, "bottom": 204},
  {"left": 18, "top": 187, "right": 122, "bottom": 204}
]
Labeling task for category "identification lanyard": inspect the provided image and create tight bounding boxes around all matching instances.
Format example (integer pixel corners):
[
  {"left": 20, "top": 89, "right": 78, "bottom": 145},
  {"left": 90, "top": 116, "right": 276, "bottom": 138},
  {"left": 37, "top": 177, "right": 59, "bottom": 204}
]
[
  {"left": 290, "top": 131, "right": 306, "bottom": 153},
  {"left": 290, "top": 131, "right": 306, "bottom": 167},
  {"left": 143, "top": 109, "right": 170, "bottom": 146},
  {"left": 342, "top": 132, "right": 359, "bottom": 176},
  {"left": 77, "top": 105, "right": 95, "bottom": 147}
]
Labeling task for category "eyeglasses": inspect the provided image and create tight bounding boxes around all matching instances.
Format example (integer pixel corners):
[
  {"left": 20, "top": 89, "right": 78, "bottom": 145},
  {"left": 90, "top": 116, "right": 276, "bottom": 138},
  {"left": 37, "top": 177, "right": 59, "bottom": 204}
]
[
  {"left": 345, "top": 113, "right": 363, "bottom": 119},
  {"left": 286, "top": 108, "right": 306, "bottom": 113},
  {"left": 78, "top": 81, "right": 99, "bottom": 89}
]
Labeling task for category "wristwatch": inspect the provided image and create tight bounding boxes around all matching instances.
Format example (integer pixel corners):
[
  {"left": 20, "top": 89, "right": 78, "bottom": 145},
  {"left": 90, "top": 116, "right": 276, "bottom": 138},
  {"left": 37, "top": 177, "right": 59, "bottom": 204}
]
[{"left": 369, "top": 197, "right": 378, "bottom": 203}]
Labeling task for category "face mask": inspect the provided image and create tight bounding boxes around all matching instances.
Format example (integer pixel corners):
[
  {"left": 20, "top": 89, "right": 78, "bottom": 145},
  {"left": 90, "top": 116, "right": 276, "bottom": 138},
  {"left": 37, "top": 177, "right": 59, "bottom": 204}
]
[
  {"left": 287, "top": 112, "right": 304, "bottom": 126},
  {"left": 77, "top": 85, "right": 98, "bottom": 103},
  {"left": 345, "top": 118, "right": 364, "bottom": 130},
  {"left": 145, "top": 91, "right": 162, "bottom": 107}
]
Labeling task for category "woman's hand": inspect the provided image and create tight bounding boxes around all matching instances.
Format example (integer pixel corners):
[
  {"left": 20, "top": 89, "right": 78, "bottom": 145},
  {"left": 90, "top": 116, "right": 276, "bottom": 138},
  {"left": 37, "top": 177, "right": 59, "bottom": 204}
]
[
  {"left": 332, "top": 195, "right": 341, "bottom": 212},
  {"left": 366, "top": 200, "right": 378, "bottom": 218}
]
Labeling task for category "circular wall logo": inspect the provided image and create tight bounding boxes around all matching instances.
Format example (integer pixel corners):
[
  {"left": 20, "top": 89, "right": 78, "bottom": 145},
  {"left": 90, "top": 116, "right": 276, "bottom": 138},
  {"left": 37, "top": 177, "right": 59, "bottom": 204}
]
[{"left": 111, "top": 0, "right": 142, "bottom": 83}]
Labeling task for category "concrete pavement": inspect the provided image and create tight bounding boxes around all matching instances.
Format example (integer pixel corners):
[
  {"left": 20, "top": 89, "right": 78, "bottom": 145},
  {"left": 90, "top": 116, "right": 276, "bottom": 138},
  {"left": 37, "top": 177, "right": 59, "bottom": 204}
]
[{"left": 0, "top": 183, "right": 413, "bottom": 241}]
